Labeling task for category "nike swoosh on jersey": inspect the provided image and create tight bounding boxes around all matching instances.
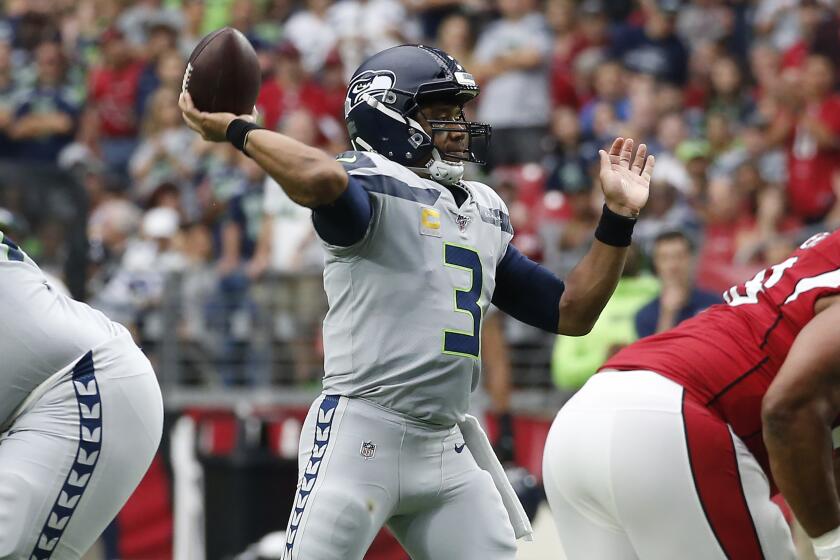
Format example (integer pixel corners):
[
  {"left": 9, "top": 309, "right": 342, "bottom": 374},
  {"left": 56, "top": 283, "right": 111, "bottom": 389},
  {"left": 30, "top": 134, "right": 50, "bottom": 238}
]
[
  {"left": 454, "top": 443, "right": 466, "bottom": 453},
  {"left": 336, "top": 154, "right": 358, "bottom": 163}
]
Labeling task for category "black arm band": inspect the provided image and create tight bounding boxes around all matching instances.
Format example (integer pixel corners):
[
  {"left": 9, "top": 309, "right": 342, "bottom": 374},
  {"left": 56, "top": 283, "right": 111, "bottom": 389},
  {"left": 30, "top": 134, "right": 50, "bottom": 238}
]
[
  {"left": 225, "top": 118, "right": 263, "bottom": 153},
  {"left": 594, "top": 204, "right": 636, "bottom": 247}
]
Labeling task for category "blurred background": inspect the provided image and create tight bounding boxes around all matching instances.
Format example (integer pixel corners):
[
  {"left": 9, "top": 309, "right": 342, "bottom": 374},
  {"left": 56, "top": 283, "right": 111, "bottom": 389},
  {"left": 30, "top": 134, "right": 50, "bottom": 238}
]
[{"left": 0, "top": 0, "right": 838, "bottom": 558}]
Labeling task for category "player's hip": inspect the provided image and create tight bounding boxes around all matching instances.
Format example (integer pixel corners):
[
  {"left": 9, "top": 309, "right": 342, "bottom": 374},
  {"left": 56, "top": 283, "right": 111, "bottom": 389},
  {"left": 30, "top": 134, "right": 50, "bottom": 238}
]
[
  {"left": 544, "top": 370, "right": 791, "bottom": 559},
  {"left": 1, "top": 330, "right": 161, "bottom": 435},
  {"left": 299, "top": 393, "right": 459, "bottom": 461}
]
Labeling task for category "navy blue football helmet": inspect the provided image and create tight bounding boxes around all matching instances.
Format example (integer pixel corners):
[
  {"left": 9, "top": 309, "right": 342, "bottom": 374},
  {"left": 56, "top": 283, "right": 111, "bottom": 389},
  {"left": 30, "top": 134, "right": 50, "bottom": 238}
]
[{"left": 344, "top": 44, "right": 491, "bottom": 185}]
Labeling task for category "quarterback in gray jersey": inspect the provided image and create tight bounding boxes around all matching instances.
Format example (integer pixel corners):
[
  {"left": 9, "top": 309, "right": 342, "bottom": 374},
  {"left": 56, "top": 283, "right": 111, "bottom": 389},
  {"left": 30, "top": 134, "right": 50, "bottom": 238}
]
[
  {"left": 181, "top": 43, "right": 654, "bottom": 560},
  {"left": 0, "top": 232, "right": 163, "bottom": 559}
]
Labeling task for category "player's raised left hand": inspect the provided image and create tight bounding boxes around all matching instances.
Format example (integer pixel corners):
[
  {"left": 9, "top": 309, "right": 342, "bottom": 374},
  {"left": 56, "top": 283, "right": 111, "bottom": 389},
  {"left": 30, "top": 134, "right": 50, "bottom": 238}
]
[
  {"left": 598, "top": 137, "right": 655, "bottom": 219},
  {"left": 179, "top": 91, "right": 256, "bottom": 142}
]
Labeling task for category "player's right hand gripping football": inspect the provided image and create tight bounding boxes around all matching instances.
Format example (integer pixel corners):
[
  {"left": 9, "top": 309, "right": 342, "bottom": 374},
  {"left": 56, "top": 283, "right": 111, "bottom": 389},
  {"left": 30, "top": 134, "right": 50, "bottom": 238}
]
[
  {"left": 598, "top": 137, "right": 655, "bottom": 219},
  {"left": 179, "top": 91, "right": 256, "bottom": 142}
]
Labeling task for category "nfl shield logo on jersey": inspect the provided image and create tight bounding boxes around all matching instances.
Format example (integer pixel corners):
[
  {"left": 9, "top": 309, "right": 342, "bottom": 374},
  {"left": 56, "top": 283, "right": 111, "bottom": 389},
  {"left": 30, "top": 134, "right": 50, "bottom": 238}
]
[
  {"left": 456, "top": 214, "right": 471, "bottom": 232},
  {"left": 360, "top": 441, "right": 376, "bottom": 460}
]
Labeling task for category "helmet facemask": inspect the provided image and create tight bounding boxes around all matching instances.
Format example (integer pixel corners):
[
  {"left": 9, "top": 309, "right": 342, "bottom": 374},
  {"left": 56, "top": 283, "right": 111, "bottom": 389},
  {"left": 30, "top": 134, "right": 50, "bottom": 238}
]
[
  {"left": 410, "top": 102, "right": 491, "bottom": 186},
  {"left": 423, "top": 112, "right": 491, "bottom": 166}
]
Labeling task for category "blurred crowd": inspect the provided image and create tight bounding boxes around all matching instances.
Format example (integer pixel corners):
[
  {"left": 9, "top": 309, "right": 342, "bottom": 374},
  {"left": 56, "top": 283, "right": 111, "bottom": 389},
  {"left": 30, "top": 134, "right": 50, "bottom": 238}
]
[{"left": 0, "top": 0, "right": 839, "bottom": 388}]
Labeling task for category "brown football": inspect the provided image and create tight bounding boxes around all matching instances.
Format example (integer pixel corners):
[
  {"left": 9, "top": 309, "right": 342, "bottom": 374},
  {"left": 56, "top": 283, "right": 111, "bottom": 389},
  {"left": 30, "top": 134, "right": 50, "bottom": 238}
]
[{"left": 182, "top": 27, "right": 261, "bottom": 115}]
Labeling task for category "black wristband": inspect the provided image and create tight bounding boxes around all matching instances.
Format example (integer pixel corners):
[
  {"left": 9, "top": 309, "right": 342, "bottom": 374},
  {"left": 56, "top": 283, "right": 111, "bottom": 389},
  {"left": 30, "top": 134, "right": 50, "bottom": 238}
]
[
  {"left": 225, "top": 118, "right": 263, "bottom": 153},
  {"left": 594, "top": 204, "right": 636, "bottom": 247}
]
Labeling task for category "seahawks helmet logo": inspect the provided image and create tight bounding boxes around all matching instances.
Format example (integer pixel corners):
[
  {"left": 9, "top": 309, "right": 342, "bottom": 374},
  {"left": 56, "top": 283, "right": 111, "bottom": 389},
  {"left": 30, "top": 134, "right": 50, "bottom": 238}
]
[{"left": 345, "top": 70, "right": 397, "bottom": 115}]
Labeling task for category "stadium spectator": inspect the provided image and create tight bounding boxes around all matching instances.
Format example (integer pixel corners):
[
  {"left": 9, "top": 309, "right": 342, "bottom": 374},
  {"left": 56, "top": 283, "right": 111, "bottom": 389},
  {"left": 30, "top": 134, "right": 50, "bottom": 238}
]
[
  {"left": 635, "top": 230, "right": 720, "bottom": 338},
  {"left": 8, "top": 41, "right": 80, "bottom": 161},
  {"left": 675, "top": 0, "right": 733, "bottom": 51},
  {"left": 611, "top": 0, "right": 688, "bottom": 86},
  {"left": 473, "top": 0, "right": 552, "bottom": 166},
  {"left": 542, "top": 170, "right": 598, "bottom": 278},
  {"left": 435, "top": 13, "right": 477, "bottom": 80},
  {"left": 87, "top": 26, "right": 144, "bottom": 177},
  {"left": 545, "top": 0, "right": 586, "bottom": 109},
  {"left": 706, "top": 56, "right": 755, "bottom": 127},
  {"left": 768, "top": 54, "right": 840, "bottom": 223},
  {"left": 179, "top": 0, "right": 205, "bottom": 57},
  {"left": 129, "top": 88, "right": 197, "bottom": 200},
  {"left": 779, "top": 0, "right": 834, "bottom": 70},
  {"left": 283, "top": 0, "right": 337, "bottom": 75},
  {"left": 632, "top": 176, "right": 700, "bottom": 254},
  {"left": 328, "top": 0, "right": 418, "bottom": 81},
  {"left": 648, "top": 111, "right": 690, "bottom": 191},
  {"left": 255, "top": 41, "right": 333, "bottom": 137},
  {"left": 117, "top": 0, "right": 183, "bottom": 49},
  {"left": 579, "top": 59, "right": 630, "bottom": 138},
  {"left": 543, "top": 106, "right": 589, "bottom": 194},
  {"left": 697, "top": 174, "right": 750, "bottom": 269},
  {"left": 135, "top": 19, "right": 181, "bottom": 118},
  {"left": 551, "top": 244, "right": 658, "bottom": 390}
]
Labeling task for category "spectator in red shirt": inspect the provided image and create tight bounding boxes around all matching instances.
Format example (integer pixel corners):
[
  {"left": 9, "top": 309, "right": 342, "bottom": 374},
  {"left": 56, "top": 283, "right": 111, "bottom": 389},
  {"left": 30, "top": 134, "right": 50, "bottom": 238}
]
[
  {"left": 768, "top": 54, "right": 840, "bottom": 223},
  {"left": 546, "top": 0, "right": 588, "bottom": 109},
  {"left": 255, "top": 41, "right": 340, "bottom": 148},
  {"left": 87, "top": 27, "right": 144, "bottom": 178},
  {"left": 780, "top": 0, "right": 833, "bottom": 70}
]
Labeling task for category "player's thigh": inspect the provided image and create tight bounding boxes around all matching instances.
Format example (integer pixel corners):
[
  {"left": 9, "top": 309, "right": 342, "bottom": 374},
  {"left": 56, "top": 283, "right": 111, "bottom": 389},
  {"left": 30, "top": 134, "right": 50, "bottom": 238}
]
[
  {"left": 0, "top": 423, "right": 76, "bottom": 559},
  {"left": 284, "top": 396, "right": 397, "bottom": 560},
  {"left": 0, "top": 353, "right": 162, "bottom": 560},
  {"left": 388, "top": 468, "right": 517, "bottom": 560},
  {"left": 544, "top": 474, "right": 638, "bottom": 560},
  {"left": 543, "top": 404, "right": 638, "bottom": 560},
  {"left": 676, "top": 398, "right": 795, "bottom": 560}
]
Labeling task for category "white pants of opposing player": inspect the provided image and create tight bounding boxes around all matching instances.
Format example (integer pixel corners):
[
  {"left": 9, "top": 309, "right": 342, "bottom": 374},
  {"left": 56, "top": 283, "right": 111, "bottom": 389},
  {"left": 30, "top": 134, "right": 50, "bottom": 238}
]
[
  {"left": 543, "top": 370, "right": 796, "bottom": 560},
  {"left": 282, "top": 394, "right": 517, "bottom": 560},
  {"left": 0, "top": 331, "right": 163, "bottom": 560}
]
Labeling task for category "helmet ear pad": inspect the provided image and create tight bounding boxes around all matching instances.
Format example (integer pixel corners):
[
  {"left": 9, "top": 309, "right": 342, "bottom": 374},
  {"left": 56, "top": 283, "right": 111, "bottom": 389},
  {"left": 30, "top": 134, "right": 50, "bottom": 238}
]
[{"left": 347, "top": 91, "right": 435, "bottom": 166}]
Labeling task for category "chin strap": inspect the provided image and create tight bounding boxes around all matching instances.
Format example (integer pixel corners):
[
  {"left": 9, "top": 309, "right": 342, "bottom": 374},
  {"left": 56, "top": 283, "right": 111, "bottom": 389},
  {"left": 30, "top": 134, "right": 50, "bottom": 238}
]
[{"left": 410, "top": 148, "right": 464, "bottom": 186}]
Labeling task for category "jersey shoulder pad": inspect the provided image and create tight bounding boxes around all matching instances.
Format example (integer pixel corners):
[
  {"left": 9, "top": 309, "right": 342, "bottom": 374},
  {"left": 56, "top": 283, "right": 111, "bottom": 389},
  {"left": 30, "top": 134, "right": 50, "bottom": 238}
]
[
  {"left": 335, "top": 150, "right": 407, "bottom": 178},
  {"left": 336, "top": 151, "right": 442, "bottom": 205}
]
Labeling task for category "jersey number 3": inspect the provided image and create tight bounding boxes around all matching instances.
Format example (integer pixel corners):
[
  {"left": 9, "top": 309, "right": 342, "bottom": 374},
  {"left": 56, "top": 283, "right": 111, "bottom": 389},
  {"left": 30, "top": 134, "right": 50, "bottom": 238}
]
[{"left": 443, "top": 243, "right": 482, "bottom": 359}]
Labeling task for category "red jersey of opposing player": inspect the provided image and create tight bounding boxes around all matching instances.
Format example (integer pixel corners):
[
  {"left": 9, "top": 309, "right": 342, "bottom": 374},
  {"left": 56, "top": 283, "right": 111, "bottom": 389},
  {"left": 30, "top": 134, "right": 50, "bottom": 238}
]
[{"left": 604, "top": 230, "right": 840, "bottom": 482}]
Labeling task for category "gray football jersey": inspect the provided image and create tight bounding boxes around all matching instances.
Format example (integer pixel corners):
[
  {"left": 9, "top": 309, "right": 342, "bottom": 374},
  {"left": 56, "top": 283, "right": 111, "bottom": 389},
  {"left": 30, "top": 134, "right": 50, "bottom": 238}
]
[
  {"left": 0, "top": 232, "right": 124, "bottom": 426},
  {"left": 319, "top": 152, "right": 514, "bottom": 426}
]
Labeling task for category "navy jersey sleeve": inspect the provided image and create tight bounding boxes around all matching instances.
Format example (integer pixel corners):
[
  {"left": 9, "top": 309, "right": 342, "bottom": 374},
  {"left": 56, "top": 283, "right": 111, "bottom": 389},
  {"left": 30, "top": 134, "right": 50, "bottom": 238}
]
[
  {"left": 491, "top": 244, "right": 565, "bottom": 333},
  {"left": 311, "top": 175, "right": 373, "bottom": 247}
]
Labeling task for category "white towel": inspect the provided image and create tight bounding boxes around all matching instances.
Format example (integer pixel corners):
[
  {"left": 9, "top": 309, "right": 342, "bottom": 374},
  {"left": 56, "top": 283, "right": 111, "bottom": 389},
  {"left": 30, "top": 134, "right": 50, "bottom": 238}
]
[{"left": 457, "top": 414, "right": 535, "bottom": 541}]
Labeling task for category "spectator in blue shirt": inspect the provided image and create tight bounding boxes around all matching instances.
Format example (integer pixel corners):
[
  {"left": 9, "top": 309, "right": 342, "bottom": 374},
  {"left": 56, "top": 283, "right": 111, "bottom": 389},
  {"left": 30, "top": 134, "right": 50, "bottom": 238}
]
[
  {"left": 8, "top": 41, "right": 80, "bottom": 162},
  {"left": 635, "top": 229, "right": 720, "bottom": 338},
  {"left": 610, "top": 0, "right": 688, "bottom": 85}
]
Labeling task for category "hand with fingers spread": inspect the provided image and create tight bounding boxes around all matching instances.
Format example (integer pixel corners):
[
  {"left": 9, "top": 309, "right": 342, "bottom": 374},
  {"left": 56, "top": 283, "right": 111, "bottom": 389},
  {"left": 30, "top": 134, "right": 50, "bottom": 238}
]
[
  {"left": 178, "top": 91, "right": 256, "bottom": 142},
  {"left": 598, "top": 137, "right": 655, "bottom": 219}
]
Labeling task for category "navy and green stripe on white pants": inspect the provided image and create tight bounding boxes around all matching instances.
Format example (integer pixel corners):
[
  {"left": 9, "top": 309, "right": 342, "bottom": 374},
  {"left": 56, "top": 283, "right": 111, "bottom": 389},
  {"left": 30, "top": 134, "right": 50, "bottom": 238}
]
[
  {"left": 0, "top": 331, "right": 162, "bottom": 559},
  {"left": 283, "top": 394, "right": 517, "bottom": 560}
]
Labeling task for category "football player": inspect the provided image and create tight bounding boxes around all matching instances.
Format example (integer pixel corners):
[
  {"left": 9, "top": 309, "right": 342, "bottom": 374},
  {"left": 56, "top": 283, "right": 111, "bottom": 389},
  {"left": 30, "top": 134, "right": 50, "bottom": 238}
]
[
  {"left": 543, "top": 230, "right": 840, "bottom": 560},
  {"left": 0, "top": 234, "right": 163, "bottom": 559},
  {"left": 179, "top": 44, "right": 654, "bottom": 560}
]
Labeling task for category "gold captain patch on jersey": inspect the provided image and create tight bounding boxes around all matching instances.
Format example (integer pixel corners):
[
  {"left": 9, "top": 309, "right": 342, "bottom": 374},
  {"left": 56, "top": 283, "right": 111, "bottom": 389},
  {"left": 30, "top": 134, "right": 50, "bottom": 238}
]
[{"left": 420, "top": 207, "right": 441, "bottom": 237}]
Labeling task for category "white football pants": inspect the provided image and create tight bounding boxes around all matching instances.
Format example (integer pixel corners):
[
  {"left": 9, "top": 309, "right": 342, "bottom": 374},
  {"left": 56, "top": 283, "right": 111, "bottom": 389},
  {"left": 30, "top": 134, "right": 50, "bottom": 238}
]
[
  {"left": 282, "top": 393, "right": 517, "bottom": 560},
  {"left": 543, "top": 370, "right": 796, "bottom": 560},
  {"left": 0, "top": 331, "right": 163, "bottom": 559}
]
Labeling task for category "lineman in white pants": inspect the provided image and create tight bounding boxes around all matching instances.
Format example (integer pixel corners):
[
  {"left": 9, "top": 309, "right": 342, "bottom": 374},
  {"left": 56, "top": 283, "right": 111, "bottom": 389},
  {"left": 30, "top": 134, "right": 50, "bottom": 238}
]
[{"left": 0, "top": 233, "right": 163, "bottom": 559}]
